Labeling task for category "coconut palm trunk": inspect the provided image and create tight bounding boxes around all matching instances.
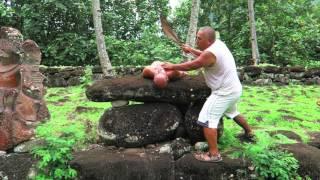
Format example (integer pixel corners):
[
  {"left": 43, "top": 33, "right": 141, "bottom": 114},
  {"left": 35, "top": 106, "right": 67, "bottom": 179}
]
[
  {"left": 92, "top": 0, "right": 114, "bottom": 77},
  {"left": 248, "top": 0, "right": 260, "bottom": 65},
  {"left": 185, "top": 0, "right": 201, "bottom": 61}
]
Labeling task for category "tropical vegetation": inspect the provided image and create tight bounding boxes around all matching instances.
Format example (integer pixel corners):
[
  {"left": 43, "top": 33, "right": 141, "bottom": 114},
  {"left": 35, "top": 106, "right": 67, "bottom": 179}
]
[{"left": 1, "top": 0, "right": 319, "bottom": 67}]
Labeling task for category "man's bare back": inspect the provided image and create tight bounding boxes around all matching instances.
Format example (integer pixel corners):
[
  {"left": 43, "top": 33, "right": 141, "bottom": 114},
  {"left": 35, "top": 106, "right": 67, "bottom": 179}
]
[{"left": 142, "top": 61, "right": 186, "bottom": 89}]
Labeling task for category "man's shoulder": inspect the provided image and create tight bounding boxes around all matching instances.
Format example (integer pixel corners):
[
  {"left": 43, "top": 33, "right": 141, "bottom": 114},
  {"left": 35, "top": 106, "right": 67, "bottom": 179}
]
[{"left": 207, "top": 39, "right": 224, "bottom": 50}]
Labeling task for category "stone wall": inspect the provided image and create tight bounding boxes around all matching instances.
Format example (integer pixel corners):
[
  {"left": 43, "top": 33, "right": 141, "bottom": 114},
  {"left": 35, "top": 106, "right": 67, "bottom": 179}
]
[
  {"left": 240, "top": 66, "right": 320, "bottom": 85},
  {"left": 91, "top": 65, "right": 144, "bottom": 80},
  {"left": 40, "top": 65, "right": 320, "bottom": 87},
  {"left": 40, "top": 66, "right": 85, "bottom": 87}
]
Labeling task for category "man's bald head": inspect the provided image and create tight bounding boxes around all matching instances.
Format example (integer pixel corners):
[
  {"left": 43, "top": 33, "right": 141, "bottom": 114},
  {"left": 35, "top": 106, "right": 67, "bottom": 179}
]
[
  {"left": 196, "top": 26, "right": 216, "bottom": 50},
  {"left": 198, "top": 26, "right": 216, "bottom": 43}
]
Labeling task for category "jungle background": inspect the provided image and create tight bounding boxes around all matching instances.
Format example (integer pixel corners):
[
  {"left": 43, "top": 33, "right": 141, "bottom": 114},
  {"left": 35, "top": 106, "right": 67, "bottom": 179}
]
[{"left": 1, "top": 0, "right": 320, "bottom": 68}]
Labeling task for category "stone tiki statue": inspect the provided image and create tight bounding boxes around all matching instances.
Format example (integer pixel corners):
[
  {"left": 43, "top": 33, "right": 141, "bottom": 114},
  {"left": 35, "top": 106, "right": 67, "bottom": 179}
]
[{"left": 0, "top": 27, "right": 50, "bottom": 151}]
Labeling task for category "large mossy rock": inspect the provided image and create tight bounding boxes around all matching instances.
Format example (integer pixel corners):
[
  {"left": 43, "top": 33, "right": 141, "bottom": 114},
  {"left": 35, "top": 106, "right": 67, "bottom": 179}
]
[
  {"left": 86, "top": 75, "right": 210, "bottom": 104},
  {"left": 281, "top": 143, "right": 320, "bottom": 179},
  {"left": 0, "top": 153, "right": 35, "bottom": 179},
  {"left": 70, "top": 148, "right": 174, "bottom": 180},
  {"left": 98, "top": 103, "right": 182, "bottom": 147},
  {"left": 175, "top": 153, "right": 251, "bottom": 180},
  {"left": 70, "top": 147, "right": 254, "bottom": 180},
  {"left": 308, "top": 132, "right": 320, "bottom": 149}
]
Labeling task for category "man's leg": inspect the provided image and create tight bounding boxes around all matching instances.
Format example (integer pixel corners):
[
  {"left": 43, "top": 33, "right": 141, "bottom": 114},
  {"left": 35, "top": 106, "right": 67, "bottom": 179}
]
[
  {"left": 203, "top": 127, "right": 219, "bottom": 155},
  {"left": 193, "top": 126, "right": 222, "bottom": 162},
  {"left": 195, "top": 93, "right": 226, "bottom": 162},
  {"left": 233, "top": 114, "right": 253, "bottom": 135}
]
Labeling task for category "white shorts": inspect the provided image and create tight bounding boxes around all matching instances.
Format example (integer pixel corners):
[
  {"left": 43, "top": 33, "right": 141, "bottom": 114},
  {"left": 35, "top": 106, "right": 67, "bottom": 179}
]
[{"left": 197, "top": 91, "right": 242, "bottom": 128}]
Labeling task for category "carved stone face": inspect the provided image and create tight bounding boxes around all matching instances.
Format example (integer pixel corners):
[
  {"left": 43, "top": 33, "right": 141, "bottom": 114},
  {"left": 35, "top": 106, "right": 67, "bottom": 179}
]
[
  {"left": 0, "top": 26, "right": 49, "bottom": 151},
  {"left": 0, "top": 39, "right": 20, "bottom": 66},
  {"left": 0, "top": 40, "right": 21, "bottom": 88},
  {"left": 21, "top": 40, "right": 41, "bottom": 65},
  {"left": 0, "top": 27, "right": 22, "bottom": 66},
  {"left": 0, "top": 27, "right": 23, "bottom": 45}
]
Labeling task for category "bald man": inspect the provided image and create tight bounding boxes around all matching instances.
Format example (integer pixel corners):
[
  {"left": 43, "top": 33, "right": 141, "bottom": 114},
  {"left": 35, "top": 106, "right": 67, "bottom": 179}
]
[{"left": 162, "top": 26, "right": 254, "bottom": 162}]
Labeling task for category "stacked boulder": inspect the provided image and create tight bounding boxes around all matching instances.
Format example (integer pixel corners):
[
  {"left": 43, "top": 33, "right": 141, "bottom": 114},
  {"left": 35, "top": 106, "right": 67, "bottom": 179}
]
[
  {"left": 70, "top": 75, "right": 255, "bottom": 180},
  {"left": 69, "top": 74, "right": 320, "bottom": 180},
  {"left": 86, "top": 74, "right": 221, "bottom": 146}
]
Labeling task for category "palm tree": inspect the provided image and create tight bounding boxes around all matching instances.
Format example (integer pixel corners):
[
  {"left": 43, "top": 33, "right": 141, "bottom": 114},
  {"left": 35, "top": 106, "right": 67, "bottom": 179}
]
[
  {"left": 248, "top": 0, "right": 260, "bottom": 65},
  {"left": 185, "top": 0, "right": 201, "bottom": 61},
  {"left": 92, "top": 0, "right": 114, "bottom": 77}
]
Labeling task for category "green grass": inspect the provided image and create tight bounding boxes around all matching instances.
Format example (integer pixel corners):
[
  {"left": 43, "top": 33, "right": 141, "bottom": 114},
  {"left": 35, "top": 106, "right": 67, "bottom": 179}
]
[
  {"left": 228, "top": 85, "right": 320, "bottom": 142},
  {"left": 43, "top": 84, "right": 319, "bottom": 147},
  {"left": 44, "top": 85, "right": 111, "bottom": 145}
]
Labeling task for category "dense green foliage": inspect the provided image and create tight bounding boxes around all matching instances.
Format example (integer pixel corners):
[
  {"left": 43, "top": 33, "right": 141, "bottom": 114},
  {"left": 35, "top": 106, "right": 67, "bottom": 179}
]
[
  {"left": 32, "top": 85, "right": 111, "bottom": 179},
  {"left": 224, "top": 131, "right": 300, "bottom": 179},
  {"left": 32, "top": 120, "right": 84, "bottom": 179},
  {"left": 1, "top": 0, "right": 319, "bottom": 66},
  {"left": 173, "top": 0, "right": 320, "bottom": 66},
  {"left": 239, "top": 133, "right": 299, "bottom": 179}
]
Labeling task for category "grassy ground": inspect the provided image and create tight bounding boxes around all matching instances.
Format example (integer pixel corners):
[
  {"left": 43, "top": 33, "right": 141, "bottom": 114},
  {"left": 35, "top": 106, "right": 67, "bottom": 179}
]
[
  {"left": 43, "top": 84, "right": 320, "bottom": 148},
  {"left": 43, "top": 85, "right": 111, "bottom": 145},
  {"left": 239, "top": 85, "right": 320, "bottom": 141}
]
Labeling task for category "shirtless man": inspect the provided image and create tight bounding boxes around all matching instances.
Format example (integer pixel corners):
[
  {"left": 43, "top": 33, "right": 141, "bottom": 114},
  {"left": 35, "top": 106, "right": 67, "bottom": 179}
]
[{"left": 142, "top": 61, "right": 186, "bottom": 89}]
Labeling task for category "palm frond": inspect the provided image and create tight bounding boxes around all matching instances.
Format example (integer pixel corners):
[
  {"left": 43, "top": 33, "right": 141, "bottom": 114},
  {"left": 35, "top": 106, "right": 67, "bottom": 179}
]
[{"left": 160, "top": 15, "right": 182, "bottom": 45}]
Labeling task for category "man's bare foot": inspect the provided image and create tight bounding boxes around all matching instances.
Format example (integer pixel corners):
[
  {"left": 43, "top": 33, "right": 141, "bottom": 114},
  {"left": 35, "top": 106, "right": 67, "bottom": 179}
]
[{"left": 193, "top": 152, "right": 222, "bottom": 163}]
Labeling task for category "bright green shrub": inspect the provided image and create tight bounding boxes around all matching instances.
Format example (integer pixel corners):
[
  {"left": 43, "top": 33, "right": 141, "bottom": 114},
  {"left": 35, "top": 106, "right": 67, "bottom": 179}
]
[{"left": 32, "top": 120, "right": 85, "bottom": 179}]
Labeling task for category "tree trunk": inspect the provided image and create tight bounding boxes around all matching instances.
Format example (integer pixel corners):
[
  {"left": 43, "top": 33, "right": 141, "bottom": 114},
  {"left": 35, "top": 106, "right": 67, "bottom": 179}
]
[
  {"left": 248, "top": 0, "right": 260, "bottom": 65},
  {"left": 185, "top": 0, "right": 201, "bottom": 61},
  {"left": 92, "top": 0, "right": 114, "bottom": 77}
]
